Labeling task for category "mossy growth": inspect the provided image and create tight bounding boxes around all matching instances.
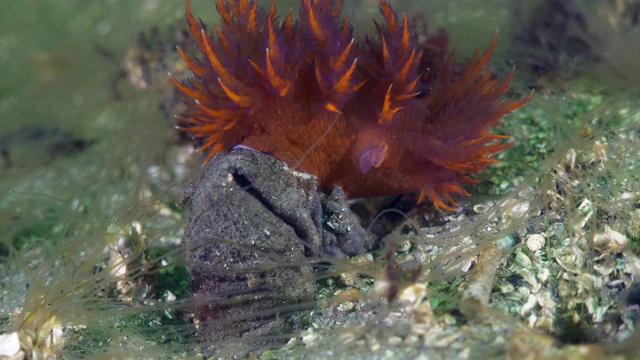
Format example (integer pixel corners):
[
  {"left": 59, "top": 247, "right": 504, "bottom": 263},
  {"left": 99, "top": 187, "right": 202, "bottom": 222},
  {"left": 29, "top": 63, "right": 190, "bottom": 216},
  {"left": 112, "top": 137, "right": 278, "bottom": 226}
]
[
  {"left": 474, "top": 92, "right": 605, "bottom": 197},
  {"left": 144, "top": 246, "right": 191, "bottom": 300}
]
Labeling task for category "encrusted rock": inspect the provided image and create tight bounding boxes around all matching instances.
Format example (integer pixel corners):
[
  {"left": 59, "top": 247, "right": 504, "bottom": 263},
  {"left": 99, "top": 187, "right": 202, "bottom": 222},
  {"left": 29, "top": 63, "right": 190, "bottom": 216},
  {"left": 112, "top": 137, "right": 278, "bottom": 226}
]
[{"left": 181, "top": 149, "right": 367, "bottom": 346}]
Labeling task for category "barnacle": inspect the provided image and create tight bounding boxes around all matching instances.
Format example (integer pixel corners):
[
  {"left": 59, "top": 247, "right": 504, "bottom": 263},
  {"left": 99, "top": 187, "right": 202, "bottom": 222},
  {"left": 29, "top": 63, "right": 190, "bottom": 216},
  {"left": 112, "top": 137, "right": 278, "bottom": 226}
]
[{"left": 173, "top": 0, "right": 531, "bottom": 210}]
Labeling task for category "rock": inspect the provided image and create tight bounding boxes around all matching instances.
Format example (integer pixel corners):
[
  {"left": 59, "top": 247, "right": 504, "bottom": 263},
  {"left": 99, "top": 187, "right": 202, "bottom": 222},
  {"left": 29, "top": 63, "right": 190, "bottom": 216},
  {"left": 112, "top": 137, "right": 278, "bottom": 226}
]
[{"left": 181, "top": 149, "right": 367, "bottom": 349}]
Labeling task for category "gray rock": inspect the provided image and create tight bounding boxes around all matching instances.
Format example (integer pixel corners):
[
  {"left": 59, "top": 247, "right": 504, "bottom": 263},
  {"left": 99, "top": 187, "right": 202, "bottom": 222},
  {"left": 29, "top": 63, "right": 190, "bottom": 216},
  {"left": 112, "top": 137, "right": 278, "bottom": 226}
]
[{"left": 181, "top": 149, "right": 367, "bottom": 349}]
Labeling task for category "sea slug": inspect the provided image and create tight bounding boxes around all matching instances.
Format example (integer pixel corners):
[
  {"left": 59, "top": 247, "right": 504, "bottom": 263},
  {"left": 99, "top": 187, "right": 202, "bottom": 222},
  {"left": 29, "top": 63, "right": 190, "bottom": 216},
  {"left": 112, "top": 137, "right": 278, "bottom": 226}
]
[{"left": 172, "top": 0, "right": 532, "bottom": 210}]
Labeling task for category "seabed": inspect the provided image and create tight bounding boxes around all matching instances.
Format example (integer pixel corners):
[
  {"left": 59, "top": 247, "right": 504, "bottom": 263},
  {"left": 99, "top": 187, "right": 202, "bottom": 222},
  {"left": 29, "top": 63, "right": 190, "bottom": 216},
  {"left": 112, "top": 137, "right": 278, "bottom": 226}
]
[{"left": 1, "top": 1, "right": 640, "bottom": 359}]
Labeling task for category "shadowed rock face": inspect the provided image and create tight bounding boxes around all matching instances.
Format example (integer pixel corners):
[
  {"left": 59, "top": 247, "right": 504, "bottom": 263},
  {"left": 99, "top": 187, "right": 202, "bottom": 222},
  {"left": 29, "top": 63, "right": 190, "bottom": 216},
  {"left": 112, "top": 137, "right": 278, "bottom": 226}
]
[{"left": 181, "top": 149, "right": 367, "bottom": 348}]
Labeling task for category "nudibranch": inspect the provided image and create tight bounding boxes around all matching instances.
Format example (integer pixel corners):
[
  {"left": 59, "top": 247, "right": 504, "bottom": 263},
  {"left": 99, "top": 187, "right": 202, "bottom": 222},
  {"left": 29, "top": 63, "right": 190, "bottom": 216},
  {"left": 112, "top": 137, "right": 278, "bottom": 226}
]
[{"left": 172, "top": 0, "right": 532, "bottom": 210}]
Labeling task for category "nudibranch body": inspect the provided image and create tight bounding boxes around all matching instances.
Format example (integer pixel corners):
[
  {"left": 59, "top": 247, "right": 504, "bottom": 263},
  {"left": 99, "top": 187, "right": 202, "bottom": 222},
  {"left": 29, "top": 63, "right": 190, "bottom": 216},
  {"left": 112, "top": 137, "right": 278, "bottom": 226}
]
[{"left": 173, "top": 0, "right": 532, "bottom": 210}]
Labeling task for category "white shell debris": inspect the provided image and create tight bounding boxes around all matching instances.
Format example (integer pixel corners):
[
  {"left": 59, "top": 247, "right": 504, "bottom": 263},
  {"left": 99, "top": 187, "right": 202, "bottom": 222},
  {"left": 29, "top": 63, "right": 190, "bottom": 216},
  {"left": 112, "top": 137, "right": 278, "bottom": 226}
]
[
  {"left": 398, "top": 283, "right": 427, "bottom": 306},
  {"left": 525, "top": 234, "right": 546, "bottom": 252},
  {"left": 593, "top": 225, "right": 628, "bottom": 253},
  {"left": 0, "top": 332, "right": 21, "bottom": 358}
]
